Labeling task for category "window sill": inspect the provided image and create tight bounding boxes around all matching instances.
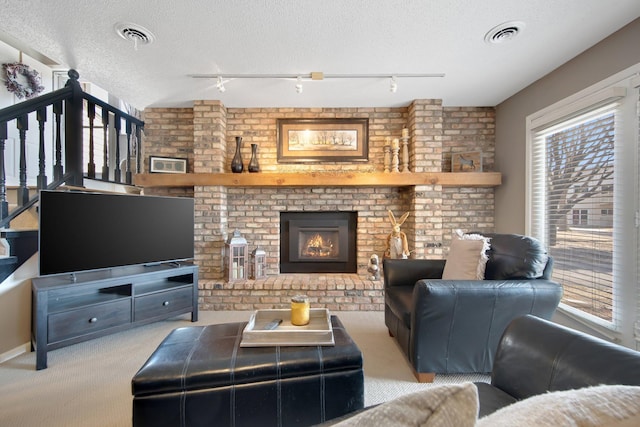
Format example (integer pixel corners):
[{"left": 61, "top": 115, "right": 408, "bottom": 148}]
[{"left": 556, "top": 303, "right": 621, "bottom": 342}]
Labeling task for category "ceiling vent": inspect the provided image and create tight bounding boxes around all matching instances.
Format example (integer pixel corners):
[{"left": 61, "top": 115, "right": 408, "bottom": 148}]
[
  {"left": 484, "top": 21, "right": 525, "bottom": 44},
  {"left": 114, "top": 22, "right": 155, "bottom": 49}
]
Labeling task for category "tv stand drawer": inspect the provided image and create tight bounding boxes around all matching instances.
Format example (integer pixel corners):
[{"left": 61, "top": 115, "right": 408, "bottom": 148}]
[
  {"left": 48, "top": 299, "right": 132, "bottom": 343},
  {"left": 134, "top": 287, "right": 193, "bottom": 322}
]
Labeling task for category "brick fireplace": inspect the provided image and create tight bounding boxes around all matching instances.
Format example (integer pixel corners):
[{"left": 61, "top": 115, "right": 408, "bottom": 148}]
[{"left": 142, "top": 100, "right": 496, "bottom": 311}]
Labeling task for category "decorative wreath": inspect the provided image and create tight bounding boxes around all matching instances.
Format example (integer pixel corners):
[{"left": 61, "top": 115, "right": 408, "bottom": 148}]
[{"left": 2, "top": 62, "right": 45, "bottom": 99}]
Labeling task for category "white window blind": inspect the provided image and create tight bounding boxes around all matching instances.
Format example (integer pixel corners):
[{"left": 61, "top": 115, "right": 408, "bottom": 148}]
[
  {"left": 530, "top": 100, "right": 621, "bottom": 327},
  {"left": 634, "top": 74, "right": 640, "bottom": 347},
  {"left": 528, "top": 66, "right": 640, "bottom": 346}
]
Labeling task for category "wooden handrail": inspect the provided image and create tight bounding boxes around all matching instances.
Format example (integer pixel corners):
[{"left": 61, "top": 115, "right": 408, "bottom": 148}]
[
  {"left": 0, "top": 69, "right": 145, "bottom": 224},
  {"left": 83, "top": 92, "right": 143, "bottom": 128},
  {"left": 0, "top": 86, "right": 72, "bottom": 124}
]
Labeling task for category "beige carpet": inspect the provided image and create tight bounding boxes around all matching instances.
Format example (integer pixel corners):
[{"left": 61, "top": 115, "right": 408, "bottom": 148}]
[{"left": 0, "top": 310, "right": 489, "bottom": 427}]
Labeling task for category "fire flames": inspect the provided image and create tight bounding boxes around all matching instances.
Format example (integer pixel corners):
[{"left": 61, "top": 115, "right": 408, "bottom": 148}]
[{"left": 303, "top": 233, "right": 334, "bottom": 257}]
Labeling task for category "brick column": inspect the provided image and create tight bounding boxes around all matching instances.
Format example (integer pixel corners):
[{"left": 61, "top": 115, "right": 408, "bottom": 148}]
[
  {"left": 407, "top": 100, "right": 444, "bottom": 258},
  {"left": 192, "top": 101, "right": 229, "bottom": 309},
  {"left": 141, "top": 108, "right": 195, "bottom": 197},
  {"left": 440, "top": 107, "right": 496, "bottom": 247}
]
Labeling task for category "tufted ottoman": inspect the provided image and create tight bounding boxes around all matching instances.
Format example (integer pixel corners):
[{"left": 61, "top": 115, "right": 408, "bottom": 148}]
[{"left": 131, "top": 315, "right": 364, "bottom": 427}]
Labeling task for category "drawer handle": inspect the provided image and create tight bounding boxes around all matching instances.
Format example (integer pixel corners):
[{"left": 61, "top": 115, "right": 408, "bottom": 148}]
[
  {"left": 162, "top": 301, "right": 170, "bottom": 306},
  {"left": 89, "top": 317, "right": 98, "bottom": 323}
]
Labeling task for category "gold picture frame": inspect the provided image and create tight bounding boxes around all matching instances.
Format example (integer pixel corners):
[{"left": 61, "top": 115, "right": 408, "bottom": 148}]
[
  {"left": 277, "top": 118, "right": 369, "bottom": 163},
  {"left": 451, "top": 151, "right": 482, "bottom": 172}
]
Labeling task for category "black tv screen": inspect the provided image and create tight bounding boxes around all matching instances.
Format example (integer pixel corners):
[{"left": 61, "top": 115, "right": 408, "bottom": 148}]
[{"left": 39, "top": 191, "right": 195, "bottom": 276}]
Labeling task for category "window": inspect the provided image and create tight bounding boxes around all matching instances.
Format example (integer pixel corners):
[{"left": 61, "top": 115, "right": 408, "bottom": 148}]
[
  {"left": 571, "top": 209, "right": 589, "bottom": 226},
  {"left": 533, "top": 105, "right": 616, "bottom": 323},
  {"left": 527, "top": 66, "right": 639, "bottom": 345}
]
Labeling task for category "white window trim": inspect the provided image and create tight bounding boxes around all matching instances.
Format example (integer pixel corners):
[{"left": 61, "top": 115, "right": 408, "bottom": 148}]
[{"left": 525, "top": 63, "right": 640, "bottom": 344}]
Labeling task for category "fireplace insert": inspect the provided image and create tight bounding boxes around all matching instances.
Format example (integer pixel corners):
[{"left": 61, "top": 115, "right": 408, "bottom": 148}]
[{"left": 280, "top": 212, "right": 357, "bottom": 273}]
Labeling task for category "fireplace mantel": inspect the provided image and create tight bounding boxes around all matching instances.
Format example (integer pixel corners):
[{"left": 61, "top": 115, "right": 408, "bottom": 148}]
[{"left": 134, "top": 172, "right": 501, "bottom": 188}]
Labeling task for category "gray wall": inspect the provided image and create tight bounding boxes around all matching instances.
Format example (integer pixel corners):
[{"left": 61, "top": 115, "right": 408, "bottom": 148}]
[{"left": 494, "top": 18, "right": 640, "bottom": 234}]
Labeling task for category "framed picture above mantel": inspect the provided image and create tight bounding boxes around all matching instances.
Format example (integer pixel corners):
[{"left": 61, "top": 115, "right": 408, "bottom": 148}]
[{"left": 277, "top": 118, "right": 369, "bottom": 163}]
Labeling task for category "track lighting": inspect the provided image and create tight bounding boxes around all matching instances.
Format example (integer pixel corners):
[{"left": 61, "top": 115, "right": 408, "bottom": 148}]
[
  {"left": 190, "top": 72, "right": 446, "bottom": 95},
  {"left": 389, "top": 76, "right": 398, "bottom": 93},
  {"left": 295, "top": 76, "right": 303, "bottom": 94},
  {"left": 216, "top": 76, "right": 226, "bottom": 93}
]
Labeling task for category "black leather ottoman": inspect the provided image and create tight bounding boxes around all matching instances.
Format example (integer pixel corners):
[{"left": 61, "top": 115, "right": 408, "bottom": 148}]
[{"left": 131, "top": 315, "right": 364, "bottom": 427}]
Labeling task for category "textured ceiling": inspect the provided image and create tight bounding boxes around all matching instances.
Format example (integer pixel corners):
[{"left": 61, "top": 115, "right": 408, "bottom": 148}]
[{"left": 1, "top": 0, "right": 639, "bottom": 110}]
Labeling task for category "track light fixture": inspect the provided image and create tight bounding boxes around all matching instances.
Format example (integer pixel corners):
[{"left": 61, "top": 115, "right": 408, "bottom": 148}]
[
  {"left": 190, "top": 72, "right": 445, "bottom": 95},
  {"left": 295, "top": 76, "right": 303, "bottom": 94},
  {"left": 216, "top": 76, "right": 226, "bottom": 93},
  {"left": 389, "top": 76, "right": 398, "bottom": 93}
]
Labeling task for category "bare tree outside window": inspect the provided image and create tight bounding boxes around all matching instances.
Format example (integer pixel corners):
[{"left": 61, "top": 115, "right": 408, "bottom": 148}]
[{"left": 544, "top": 113, "right": 614, "bottom": 321}]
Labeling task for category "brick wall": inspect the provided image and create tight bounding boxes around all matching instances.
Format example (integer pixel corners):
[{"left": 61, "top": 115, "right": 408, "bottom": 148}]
[
  {"left": 143, "top": 100, "right": 495, "bottom": 310},
  {"left": 440, "top": 107, "right": 496, "bottom": 246},
  {"left": 142, "top": 107, "right": 195, "bottom": 198}
]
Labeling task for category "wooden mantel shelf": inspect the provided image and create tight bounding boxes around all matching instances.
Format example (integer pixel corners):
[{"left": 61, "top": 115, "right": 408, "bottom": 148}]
[{"left": 134, "top": 172, "right": 501, "bottom": 188}]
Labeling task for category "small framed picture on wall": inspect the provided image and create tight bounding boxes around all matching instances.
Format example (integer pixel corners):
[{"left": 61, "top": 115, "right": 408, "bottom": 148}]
[
  {"left": 451, "top": 151, "right": 482, "bottom": 172},
  {"left": 149, "top": 156, "right": 188, "bottom": 173}
]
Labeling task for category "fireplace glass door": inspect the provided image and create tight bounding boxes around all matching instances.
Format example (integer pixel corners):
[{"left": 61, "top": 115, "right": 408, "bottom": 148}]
[{"left": 280, "top": 212, "right": 357, "bottom": 273}]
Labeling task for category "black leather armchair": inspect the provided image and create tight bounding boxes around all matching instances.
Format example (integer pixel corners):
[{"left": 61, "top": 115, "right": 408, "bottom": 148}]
[{"left": 383, "top": 233, "right": 563, "bottom": 382}]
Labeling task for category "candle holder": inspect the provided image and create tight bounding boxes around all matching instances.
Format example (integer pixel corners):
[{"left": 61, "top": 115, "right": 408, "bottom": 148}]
[
  {"left": 401, "top": 135, "right": 410, "bottom": 173},
  {"left": 383, "top": 145, "right": 391, "bottom": 173},
  {"left": 392, "top": 147, "right": 400, "bottom": 173},
  {"left": 391, "top": 138, "right": 400, "bottom": 173},
  {"left": 225, "top": 230, "right": 248, "bottom": 282},
  {"left": 251, "top": 247, "right": 267, "bottom": 279}
]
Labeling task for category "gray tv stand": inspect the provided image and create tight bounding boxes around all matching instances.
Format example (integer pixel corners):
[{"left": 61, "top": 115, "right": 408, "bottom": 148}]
[{"left": 31, "top": 262, "right": 198, "bottom": 370}]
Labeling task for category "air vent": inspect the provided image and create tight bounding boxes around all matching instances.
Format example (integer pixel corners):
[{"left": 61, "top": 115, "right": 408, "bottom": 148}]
[
  {"left": 484, "top": 21, "right": 525, "bottom": 44},
  {"left": 114, "top": 22, "right": 155, "bottom": 48}
]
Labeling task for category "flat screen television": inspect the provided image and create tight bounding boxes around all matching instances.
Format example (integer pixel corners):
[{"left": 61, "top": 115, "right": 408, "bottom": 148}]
[{"left": 38, "top": 190, "right": 195, "bottom": 276}]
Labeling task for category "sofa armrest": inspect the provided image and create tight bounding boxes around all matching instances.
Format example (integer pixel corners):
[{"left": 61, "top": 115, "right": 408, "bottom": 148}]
[
  {"left": 490, "top": 314, "right": 640, "bottom": 401},
  {"left": 408, "top": 279, "right": 562, "bottom": 374},
  {"left": 383, "top": 258, "right": 446, "bottom": 289}
]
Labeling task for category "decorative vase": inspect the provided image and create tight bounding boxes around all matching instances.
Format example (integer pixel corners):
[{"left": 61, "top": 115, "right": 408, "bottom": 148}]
[
  {"left": 231, "top": 136, "right": 244, "bottom": 173},
  {"left": 248, "top": 143, "right": 260, "bottom": 173}
]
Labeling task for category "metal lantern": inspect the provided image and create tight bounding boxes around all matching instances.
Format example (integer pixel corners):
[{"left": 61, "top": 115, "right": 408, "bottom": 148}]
[
  {"left": 251, "top": 247, "right": 267, "bottom": 279},
  {"left": 225, "top": 230, "right": 248, "bottom": 282}
]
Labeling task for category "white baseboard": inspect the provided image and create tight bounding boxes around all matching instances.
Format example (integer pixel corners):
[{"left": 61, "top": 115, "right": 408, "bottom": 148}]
[{"left": 0, "top": 342, "right": 30, "bottom": 364}]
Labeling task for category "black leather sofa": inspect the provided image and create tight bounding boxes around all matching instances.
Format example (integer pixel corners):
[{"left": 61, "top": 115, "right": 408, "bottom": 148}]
[
  {"left": 319, "top": 314, "right": 640, "bottom": 425},
  {"left": 476, "top": 314, "right": 640, "bottom": 417},
  {"left": 384, "top": 233, "right": 563, "bottom": 381}
]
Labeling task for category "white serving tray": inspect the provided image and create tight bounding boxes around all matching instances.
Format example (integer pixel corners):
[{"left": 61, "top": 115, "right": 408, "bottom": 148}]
[{"left": 240, "top": 308, "right": 335, "bottom": 347}]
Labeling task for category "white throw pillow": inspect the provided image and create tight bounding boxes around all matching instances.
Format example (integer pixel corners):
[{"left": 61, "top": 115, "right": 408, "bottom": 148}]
[
  {"left": 331, "top": 382, "right": 478, "bottom": 427},
  {"left": 441, "top": 230, "right": 490, "bottom": 280},
  {"left": 476, "top": 385, "right": 640, "bottom": 427}
]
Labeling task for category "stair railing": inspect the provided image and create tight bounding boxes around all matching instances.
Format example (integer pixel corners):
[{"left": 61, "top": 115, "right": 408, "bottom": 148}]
[
  {"left": 0, "top": 172, "right": 75, "bottom": 230},
  {"left": 0, "top": 69, "right": 144, "bottom": 225}
]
